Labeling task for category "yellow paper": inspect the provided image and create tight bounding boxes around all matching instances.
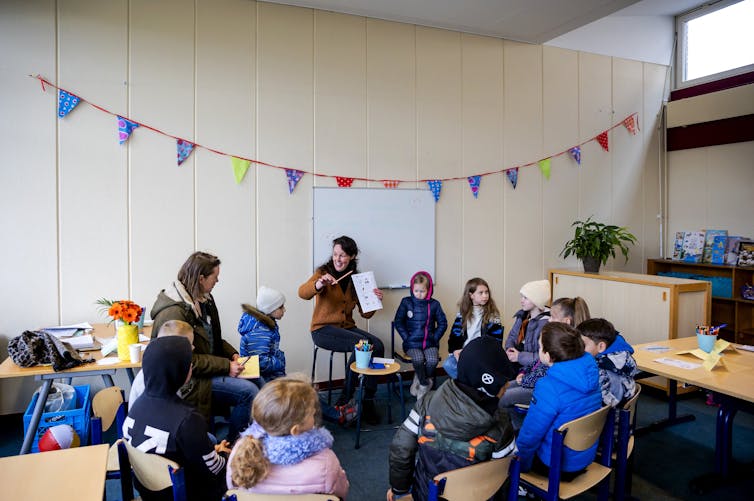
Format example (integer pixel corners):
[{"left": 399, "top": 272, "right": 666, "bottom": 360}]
[
  {"left": 702, "top": 352, "right": 724, "bottom": 371},
  {"left": 238, "top": 355, "right": 260, "bottom": 379},
  {"left": 712, "top": 339, "right": 735, "bottom": 354}
]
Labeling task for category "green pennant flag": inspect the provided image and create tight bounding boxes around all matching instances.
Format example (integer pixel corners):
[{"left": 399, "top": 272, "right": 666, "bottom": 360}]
[
  {"left": 538, "top": 158, "right": 551, "bottom": 180},
  {"left": 231, "top": 157, "right": 251, "bottom": 184}
]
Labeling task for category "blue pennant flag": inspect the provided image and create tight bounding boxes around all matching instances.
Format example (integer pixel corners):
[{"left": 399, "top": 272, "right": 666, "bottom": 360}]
[
  {"left": 117, "top": 116, "right": 140, "bottom": 144},
  {"left": 427, "top": 180, "right": 442, "bottom": 202},
  {"left": 286, "top": 169, "right": 304, "bottom": 194},
  {"left": 176, "top": 139, "right": 195, "bottom": 166},
  {"left": 569, "top": 146, "right": 581, "bottom": 165},
  {"left": 505, "top": 168, "right": 518, "bottom": 189},
  {"left": 58, "top": 90, "right": 80, "bottom": 118},
  {"left": 467, "top": 175, "right": 481, "bottom": 198}
]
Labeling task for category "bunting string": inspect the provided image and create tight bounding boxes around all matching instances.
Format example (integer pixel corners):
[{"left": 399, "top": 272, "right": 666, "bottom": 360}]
[{"left": 31, "top": 74, "right": 638, "bottom": 188}]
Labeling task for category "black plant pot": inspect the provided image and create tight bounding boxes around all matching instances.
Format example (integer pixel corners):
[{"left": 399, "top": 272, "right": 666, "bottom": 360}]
[{"left": 582, "top": 256, "right": 601, "bottom": 274}]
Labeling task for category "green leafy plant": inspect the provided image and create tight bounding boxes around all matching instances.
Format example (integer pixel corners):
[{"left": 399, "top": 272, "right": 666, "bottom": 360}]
[{"left": 560, "top": 217, "right": 637, "bottom": 268}]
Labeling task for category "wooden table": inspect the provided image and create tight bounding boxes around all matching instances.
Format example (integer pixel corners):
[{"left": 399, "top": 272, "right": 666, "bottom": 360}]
[
  {"left": 350, "top": 361, "right": 405, "bottom": 448},
  {"left": 0, "top": 443, "right": 109, "bottom": 500},
  {"left": 0, "top": 324, "right": 148, "bottom": 454},
  {"left": 633, "top": 337, "right": 754, "bottom": 490}
]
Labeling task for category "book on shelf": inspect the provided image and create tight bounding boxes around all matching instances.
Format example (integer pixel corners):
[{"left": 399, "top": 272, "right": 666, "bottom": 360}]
[
  {"left": 726, "top": 236, "right": 744, "bottom": 265},
  {"left": 709, "top": 235, "right": 727, "bottom": 265},
  {"left": 672, "top": 231, "right": 685, "bottom": 260},
  {"left": 702, "top": 230, "right": 727, "bottom": 263},
  {"left": 681, "top": 231, "right": 706, "bottom": 263},
  {"left": 738, "top": 241, "right": 754, "bottom": 267}
]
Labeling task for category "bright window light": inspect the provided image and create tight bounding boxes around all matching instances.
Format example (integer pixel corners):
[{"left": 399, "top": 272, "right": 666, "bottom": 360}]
[{"left": 677, "top": 0, "right": 754, "bottom": 87}]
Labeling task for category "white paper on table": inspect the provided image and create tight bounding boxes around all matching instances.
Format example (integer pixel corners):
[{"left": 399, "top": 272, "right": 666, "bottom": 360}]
[
  {"left": 60, "top": 334, "right": 95, "bottom": 350},
  {"left": 736, "top": 344, "right": 754, "bottom": 352},
  {"left": 351, "top": 271, "right": 383, "bottom": 313},
  {"left": 653, "top": 357, "right": 702, "bottom": 370},
  {"left": 642, "top": 345, "right": 671, "bottom": 353}
]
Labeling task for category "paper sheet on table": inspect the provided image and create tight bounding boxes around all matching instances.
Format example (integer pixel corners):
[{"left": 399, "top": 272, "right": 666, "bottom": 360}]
[
  {"left": 351, "top": 271, "right": 383, "bottom": 313},
  {"left": 653, "top": 357, "right": 702, "bottom": 370},
  {"left": 41, "top": 322, "right": 93, "bottom": 337},
  {"left": 642, "top": 345, "right": 671, "bottom": 353},
  {"left": 237, "top": 356, "right": 260, "bottom": 379},
  {"left": 737, "top": 344, "right": 754, "bottom": 352},
  {"left": 60, "top": 334, "right": 96, "bottom": 350}
]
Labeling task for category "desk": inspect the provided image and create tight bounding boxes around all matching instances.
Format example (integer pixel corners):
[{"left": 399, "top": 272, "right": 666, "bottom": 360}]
[
  {"left": 350, "top": 361, "right": 405, "bottom": 449},
  {"left": 0, "top": 443, "right": 109, "bottom": 500},
  {"left": 633, "top": 337, "right": 754, "bottom": 490},
  {"left": 0, "top": 324, "right": 147, "bottom": 454}
]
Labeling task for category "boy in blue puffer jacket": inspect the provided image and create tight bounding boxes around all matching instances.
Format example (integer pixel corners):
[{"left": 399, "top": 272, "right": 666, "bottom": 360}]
[
  {"left": 516, "top": 322, "right": 602, "bottom": 478},
  {"left": 238, "top": 286, "right": 287, "bottom": 381},
  {"left": 394, "top": 271, "right": 448, "bottom": 400}
]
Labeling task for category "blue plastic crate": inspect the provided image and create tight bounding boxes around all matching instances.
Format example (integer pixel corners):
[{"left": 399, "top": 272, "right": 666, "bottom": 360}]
[
  {"left": 656, "top": 271, "right": 733, "bottom": 298},
  {"left": 23, "top": 384, "right": 91, "bottom": 453}
]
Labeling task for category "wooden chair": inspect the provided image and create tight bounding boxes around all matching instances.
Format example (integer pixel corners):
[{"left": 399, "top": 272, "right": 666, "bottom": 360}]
[
  {"left": 117, "top": 439, "right": 186, "bottom": 501},
  {"left": 427, "top": 456, "right": 513, "bottom": 501},
  {"left": 508, "top": 405, "right": 615, "bottom": 501},
  {"left": 390, "top": 321, "right": 412, "bottom": 363},
  {"left": 89, "top": 386, "right": 127, "bottom": 480},
  {"left": 223, "top": 491, "right": 337, "bottom": 500},
  {"left": 613, "top": 384, "right": 642, "bottom": 501}
]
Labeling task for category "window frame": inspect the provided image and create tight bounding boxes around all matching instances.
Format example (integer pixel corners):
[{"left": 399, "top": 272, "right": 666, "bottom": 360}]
[{"left": 675, "top": 0, "right": 754, "bottom": 89}]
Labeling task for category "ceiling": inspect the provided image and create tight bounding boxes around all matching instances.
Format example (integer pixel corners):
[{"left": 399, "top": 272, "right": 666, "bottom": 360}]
[{"left": 262, "top": 0, "right": 707, "bottom": 44}]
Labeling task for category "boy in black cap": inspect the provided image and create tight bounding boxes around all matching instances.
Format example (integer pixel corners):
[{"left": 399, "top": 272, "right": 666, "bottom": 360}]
[
  {"left": 387, "top": 336, "right": 517, "bottom": 501},
  {"left": 123, "top": 336, "right": 228, "bottom": 501}
]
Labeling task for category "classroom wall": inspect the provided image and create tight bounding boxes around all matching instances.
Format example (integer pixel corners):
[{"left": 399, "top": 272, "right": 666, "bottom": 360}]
[{"left": 0, "top": 0, "right": 667, "bottom": 414}]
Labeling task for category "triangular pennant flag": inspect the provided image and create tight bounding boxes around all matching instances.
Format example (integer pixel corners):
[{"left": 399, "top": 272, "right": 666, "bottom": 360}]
[
  {"left": 596, "top": 131, "right": 609, "bottom": 152},
  {"left": 623, "top": 115, "right": 637, "bottom": 135},
  {"left": 538, "top": 158, "right": 551, "bottom": 180},
  {"left": 286, "top": 169, "right": 304, "bottom": 194},
  {"left": 569, "top": 146, "right": 581, "bottom": 165},
  {"left": 427, "top": 180, "right": 442, "bottom": 202},
  {"left": 467, "top": 175, "right": 481, "bottom": 198},
  {"left": 117, "top": 116, "right": 140, "bottom": 144},
  {"left": 382, "top": 180, "right": 399, "bottom": 189},
  {"left": 57, "top": 90, "right": 81, "bottom": 118},
  {"left": 231, "top": 157, "right": 251, "bottom": 185},
  {"left": 176, "top": 139, "right": 195, "bottom": 166},
  {"left": 505, "top": 168, "right": 518, "bottom": 189},
  {"left": 335, "top": 176, "right": 354, "bottom": 188}
]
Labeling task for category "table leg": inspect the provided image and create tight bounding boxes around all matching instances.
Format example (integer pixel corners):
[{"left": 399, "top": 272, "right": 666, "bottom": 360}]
[
  {"left": 126, "top": 367, "right": 135, "bottom": 384},
  {"left": 101, "top": 373, "right": 115, "bottom": 387},
  {"left": 20, "top": 379, "right": 53, "bottom": 454},
  {"left": 635, "top": 379, "right": 695, "bottom": 436},
  {"left": 355, "top": 374, "right": 365, "bottom": 449}
]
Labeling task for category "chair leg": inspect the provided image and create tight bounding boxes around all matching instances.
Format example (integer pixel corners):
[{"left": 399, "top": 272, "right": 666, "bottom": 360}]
[
  {"left": 328, "top": 350, "right": 335, "bottom": 405},
  {"left": 311, "top": 345, "right": 319, "bottom": 382}
]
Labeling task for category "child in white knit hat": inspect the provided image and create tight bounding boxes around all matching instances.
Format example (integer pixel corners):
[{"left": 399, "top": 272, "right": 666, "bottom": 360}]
[{"left": 504, "top": 279, "right": 551, "bottom": 368}]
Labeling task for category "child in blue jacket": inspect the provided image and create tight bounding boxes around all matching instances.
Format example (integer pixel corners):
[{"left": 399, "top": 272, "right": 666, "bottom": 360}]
[
  {"left": 238, "top": 286, "right": 287, "bottom": 381},
  {"left": 394, "top": 271, "right": 448, "bottom": 399},
  {"left": 516, "top": 322, "right": 602, "bottom": 478}
]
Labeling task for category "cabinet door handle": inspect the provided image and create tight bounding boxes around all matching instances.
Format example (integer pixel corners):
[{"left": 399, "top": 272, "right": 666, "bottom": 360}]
[
  {"left": 555, "top": 276, "right": 559, "bottom": 284},
  {"left": 662, "top": 291, "right": 667, "bottom": 301}
]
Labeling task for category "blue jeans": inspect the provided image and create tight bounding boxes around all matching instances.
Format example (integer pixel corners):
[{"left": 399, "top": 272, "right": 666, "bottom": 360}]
[
  {"left": 211, "top": 376, "right": 260, "bottom": 441},
  {"left": 442, "top": 355, "right": 458, "bottom": 379}
]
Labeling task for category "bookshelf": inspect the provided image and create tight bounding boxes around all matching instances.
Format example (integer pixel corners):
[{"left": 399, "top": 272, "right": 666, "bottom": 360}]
[{"left": 647, "top": 259, "right": 754, "bottom": 345}]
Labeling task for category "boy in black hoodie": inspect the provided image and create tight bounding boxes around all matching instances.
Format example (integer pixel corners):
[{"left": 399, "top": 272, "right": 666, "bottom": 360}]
[{"left": 123, "top": 336, "right": 228, "bottom": 500}]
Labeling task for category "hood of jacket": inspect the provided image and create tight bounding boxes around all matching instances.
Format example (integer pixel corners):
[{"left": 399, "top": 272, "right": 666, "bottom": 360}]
[
  {"left": 410, "top": 271, "right": 434, "bottom": 300},
  {"left": 240, "top": 303, "right": 276, "bottom": 330},
  {"left": 603, "top": 333, "right": 634, "bottom": 355},
  {"left": 545, "top": 352, "right": 599, "bottom": 395},
  {"left": 142, "top": 336, "right": 193, "bottom": 398},
  {"left": 151, "top": 280, "right": 199, "bottom": 320},
  {"left": 425, "top": 379, "right": 499, "bottom": 441}
]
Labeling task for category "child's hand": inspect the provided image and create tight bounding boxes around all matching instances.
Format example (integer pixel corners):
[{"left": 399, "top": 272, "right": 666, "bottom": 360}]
[
  {"left": 215, "top": 440, "right": 231, "bottom": 454},
  {"left": 506, "top": 347, "right": 519, "bottom": 362},
  {"left": 453, "top": 349, "right": 462, "bottom": 360},
  {"left": 516, "top": 373, "right": 524, "bottom": 384}
]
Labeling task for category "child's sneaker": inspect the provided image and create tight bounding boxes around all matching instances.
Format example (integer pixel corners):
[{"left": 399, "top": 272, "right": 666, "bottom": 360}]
[
  {"left": 416, "top": 382, "right": 431, "bottom": 401},
  {"left": 410, "top": 374, "right": 420, "bottom": 397},
  {"left": 336, "top": 403, "right": 358, "bottom": 425}
]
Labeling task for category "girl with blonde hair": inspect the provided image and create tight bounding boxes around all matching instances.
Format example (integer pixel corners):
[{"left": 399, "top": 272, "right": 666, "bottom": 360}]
[{"left": 226, "top": 375, "right": 349, "bottom": 499}]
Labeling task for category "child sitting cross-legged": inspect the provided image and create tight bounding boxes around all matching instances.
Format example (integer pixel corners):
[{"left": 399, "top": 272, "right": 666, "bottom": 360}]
[
  {"left": 226, "top": 375, "right": 349, "bottom": 500},
  {"left": 576, "top": 318, "right": 638, "bottom": 408}
]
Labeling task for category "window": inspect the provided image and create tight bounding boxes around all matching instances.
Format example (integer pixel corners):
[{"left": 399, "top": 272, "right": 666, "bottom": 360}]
[{"left": 675, "top": 0, "right": 754, "bottom": 88}]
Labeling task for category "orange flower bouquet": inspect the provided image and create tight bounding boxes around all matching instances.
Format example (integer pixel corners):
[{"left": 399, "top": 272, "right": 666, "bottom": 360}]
[{"left": 96, "top": 298, "right": 143, "bottom": 361}]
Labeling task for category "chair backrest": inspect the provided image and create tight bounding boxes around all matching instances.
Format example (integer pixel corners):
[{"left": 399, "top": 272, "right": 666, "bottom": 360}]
[
  {"left": 118, "top": 439, "right": 186, "bottom": 500},
  {"left": 92, "top": 386, "right": 125, "bottom": 432},
  {"left": 224, "top": 490, "right": 337, "bottom": 500},
  {"left": 558, "top": 405, "right": 611, "bottom": 452},
  {"left": 430, "top": 456, "right": 512, "bottom": 501},
  {"left": 622, "top": 384, "right": 642, "bottom": 424}
]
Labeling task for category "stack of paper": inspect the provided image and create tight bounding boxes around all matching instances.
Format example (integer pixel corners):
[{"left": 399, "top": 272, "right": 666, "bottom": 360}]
[
  {"left": 41, "top": 322, "right": 93, "bottom": 338},
  {"left": 60, "top": 334, "right": 95, "bottom": 350}
]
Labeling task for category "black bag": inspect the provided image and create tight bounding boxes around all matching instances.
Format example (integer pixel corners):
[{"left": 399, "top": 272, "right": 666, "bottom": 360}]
[{"left": 8, "top": 330, "right": 93, "bottom": 371}]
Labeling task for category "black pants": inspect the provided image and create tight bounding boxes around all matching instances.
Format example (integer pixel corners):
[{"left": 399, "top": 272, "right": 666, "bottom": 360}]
[{"left": 312, "top": 326, "right": 385, "bottom": 399}]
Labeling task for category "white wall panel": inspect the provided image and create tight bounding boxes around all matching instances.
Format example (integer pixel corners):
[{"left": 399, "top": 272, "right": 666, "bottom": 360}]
[{"left": 641, "top": 63, "right": 667, "bottom": 263}]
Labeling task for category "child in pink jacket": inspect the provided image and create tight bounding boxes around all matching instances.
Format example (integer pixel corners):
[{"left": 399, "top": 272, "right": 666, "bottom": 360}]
[{"left": 226, "top": 376, "right": 349, "bottom": 499}]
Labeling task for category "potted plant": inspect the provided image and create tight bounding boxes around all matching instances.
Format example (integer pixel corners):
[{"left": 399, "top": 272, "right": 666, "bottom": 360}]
[{"left": 560, "top": 217, "right": 637, "bottom": 273}]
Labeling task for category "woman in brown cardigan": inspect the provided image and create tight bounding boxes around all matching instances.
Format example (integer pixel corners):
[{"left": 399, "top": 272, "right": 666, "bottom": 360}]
[{"left": 299, "top": 235, "right": 385, "bottom": 423}]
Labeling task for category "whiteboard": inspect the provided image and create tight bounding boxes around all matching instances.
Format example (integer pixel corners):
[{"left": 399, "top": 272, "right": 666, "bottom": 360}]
[{"left": 313, "top": 188, "right": 435, "bottom": 288}]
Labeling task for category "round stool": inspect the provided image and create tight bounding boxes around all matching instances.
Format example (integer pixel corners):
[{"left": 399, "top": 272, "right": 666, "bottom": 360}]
[
  {"left": 350, "top": 361, "right": 406, "bottom": 448},
  {"left": 311, "top": 344, "right": 350, "bottom": 405}
]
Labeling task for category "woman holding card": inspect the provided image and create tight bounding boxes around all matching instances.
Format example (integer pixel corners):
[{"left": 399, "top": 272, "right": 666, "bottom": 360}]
[{"left": 298, "top": 235, "right": 385, "bottom": 424}]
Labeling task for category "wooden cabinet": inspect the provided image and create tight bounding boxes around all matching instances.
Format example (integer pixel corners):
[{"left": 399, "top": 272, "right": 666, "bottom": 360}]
[
  {"left": 549, "top": 269, "right": 711, "bottom": 345},
  {"left": 647, "top": 259, "right": 754, "bottom": 345}
]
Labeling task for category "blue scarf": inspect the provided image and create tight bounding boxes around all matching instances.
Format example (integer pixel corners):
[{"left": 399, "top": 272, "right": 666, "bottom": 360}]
[{"left": 241, "top": 421, "right": 334, "bottom": 465}]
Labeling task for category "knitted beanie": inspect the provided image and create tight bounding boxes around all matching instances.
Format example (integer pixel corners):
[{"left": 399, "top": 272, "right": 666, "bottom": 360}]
[
  {"left": 256, "top": 286, "right": 286, "bottom": 315},
  {"left": 520, "top": 279, "right": 551, "bottom": 309}
]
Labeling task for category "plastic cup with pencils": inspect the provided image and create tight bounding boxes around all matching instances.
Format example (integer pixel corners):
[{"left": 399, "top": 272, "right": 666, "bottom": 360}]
[{"left": 354, "top": 340, "right": 373, "bottom": 369}]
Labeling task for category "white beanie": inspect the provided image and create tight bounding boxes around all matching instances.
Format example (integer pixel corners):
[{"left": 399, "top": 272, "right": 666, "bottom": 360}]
[
  {"left": 256, "top": 286, "right": 285, "bottom": 315},
  {"left": 520, "top": 280, "right": 551, "bottom": 310}
]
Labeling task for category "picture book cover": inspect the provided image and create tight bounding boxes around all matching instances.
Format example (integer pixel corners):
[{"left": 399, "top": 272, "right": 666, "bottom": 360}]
[
  {"left": 672, "top": 231, "right": 686, "bottom": 260},
  {"left": 738, "top": 241, "right": 754, "bottom": 267},
  {"left": 702, "top": 230, "right": 727, "bottom": 263},
  {"left": 725, "top": 236, "right": 744, "bottom": 265},
  {"left": 682, "top": 231, "right": 706, "bottom": 263},
  {"left": 709, "top": 235, "right": 727, "bottom": 265}
]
